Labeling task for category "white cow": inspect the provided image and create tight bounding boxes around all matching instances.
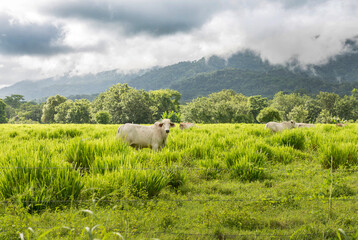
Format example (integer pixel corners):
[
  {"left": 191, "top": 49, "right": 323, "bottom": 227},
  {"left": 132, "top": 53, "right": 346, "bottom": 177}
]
[
  {"left": 179, "top": 122, "right": 195, "bottom": 130},
  {"left": 118, "top": 119, "right": 175, "bottom": 152},
  {"left": 297, "top": 123, "right": 315, "bottom": 128},
  {"left": 265, "top": 120, "right": 298, "bottom": 133}
]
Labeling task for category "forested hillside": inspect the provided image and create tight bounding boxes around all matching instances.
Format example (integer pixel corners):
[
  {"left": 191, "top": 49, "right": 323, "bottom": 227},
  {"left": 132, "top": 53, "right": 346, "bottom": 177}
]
[
  {"left": 307, "top": 39, "right": 358, "bottom": 83},
  {"left": 1, "top": 49, "right": 358, "bottom": 102},
  {"left": 171, "top": 68, "right": 358, "bottom": 102},
  {"left": 127, "top": 50, "right": 273, "bottom": 91}
]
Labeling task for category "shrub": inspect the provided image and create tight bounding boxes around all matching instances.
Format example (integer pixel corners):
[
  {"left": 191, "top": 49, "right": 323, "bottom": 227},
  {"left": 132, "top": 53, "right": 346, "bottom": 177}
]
[
  {"left": 95, "top": 111, "right": 112, "bottom": 124},
  {"left": 161, "top": 111, "right": 181, "bottom": 123},
  {"left": 257, "top": 107, "right": 281, "bottom": 123}
]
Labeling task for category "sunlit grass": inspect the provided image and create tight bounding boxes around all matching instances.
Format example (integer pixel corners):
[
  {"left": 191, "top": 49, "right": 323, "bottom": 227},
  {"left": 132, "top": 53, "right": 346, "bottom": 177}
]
[{"left": 0, "top": 123, "right": 358, "bottom": 239}]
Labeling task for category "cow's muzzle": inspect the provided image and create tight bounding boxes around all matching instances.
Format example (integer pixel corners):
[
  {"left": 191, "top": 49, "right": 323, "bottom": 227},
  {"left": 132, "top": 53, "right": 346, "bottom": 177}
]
[{"left": 166, "top": 130, "right": 170, "bottom": 133}]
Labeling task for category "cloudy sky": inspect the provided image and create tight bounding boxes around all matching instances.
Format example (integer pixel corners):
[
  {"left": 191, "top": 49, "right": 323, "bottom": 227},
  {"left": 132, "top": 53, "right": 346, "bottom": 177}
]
[{"left": 0, "top": 0, "right": 357, "bottom": 87}]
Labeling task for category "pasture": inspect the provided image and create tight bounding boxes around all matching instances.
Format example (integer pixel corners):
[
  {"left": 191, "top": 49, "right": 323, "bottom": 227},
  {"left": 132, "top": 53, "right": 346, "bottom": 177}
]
[{"left": 0, "top": 123, "right": 358, "bottom": 239}]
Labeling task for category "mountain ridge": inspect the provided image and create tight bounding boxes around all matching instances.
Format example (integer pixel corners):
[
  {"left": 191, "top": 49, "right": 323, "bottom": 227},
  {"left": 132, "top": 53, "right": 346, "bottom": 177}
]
[{"left": 1, "top": 49, "right": 358, "bottom": 102}]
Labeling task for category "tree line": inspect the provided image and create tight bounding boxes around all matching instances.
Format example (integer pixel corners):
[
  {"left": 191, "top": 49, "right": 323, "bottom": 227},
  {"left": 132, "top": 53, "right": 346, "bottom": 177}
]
[{"left": 1, "top": 83, "right": 358, "bottom": 124}]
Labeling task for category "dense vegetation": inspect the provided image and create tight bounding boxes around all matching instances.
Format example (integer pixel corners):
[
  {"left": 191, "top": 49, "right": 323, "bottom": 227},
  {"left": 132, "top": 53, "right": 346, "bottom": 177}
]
[
  {"left": 2, "top": 85, "right": 358, "bottom": 125},
  {"left": 1, "top": 49, "right": 358, "bottom": 101},
  {"left": 172, "top": 68, "right": 358, "bottom": 102},
  {"left": 0, "top": 123, "right": 358, "bottom": 239}
]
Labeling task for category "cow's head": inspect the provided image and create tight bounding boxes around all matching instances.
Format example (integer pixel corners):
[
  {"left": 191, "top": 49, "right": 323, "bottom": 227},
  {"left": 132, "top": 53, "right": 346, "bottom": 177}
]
[
  {"left": 158, "top": 119, "right": 175, "bottom": 133},
  {"left": 290, "top": 120, "right": 298, "bottom": 128}
]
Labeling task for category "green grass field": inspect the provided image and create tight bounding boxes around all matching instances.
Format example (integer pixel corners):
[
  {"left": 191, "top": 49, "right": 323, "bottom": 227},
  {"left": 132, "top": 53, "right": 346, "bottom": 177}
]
[{"left": 0, "top": 123, "right": 358, "bottom": 239}]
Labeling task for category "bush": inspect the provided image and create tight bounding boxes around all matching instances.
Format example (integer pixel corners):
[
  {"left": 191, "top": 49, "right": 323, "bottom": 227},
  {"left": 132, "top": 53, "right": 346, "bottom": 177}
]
[
  {"left": 161, "top": 111, "right": 181, "bottom": 123},
  {"left": 257, "top": 107, "right": 281, "bottom": 123},
  {"left": 95, "top": 111, "right": 112, "bottom": 124}
]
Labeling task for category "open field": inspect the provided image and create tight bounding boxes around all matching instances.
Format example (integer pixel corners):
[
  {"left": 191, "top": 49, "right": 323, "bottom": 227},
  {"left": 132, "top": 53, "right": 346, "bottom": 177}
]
[{"left": 0, "top": 123, "right": 358, "bottom": 239}]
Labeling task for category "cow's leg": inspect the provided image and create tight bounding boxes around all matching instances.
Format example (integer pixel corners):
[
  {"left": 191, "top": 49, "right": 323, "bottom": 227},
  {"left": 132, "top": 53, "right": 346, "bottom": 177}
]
[
  {"left": 130, "top": 144, "right": 140, "bottom": 150},
  {"left": 152, "top": 144, "right": 159, "bottom": 153}
]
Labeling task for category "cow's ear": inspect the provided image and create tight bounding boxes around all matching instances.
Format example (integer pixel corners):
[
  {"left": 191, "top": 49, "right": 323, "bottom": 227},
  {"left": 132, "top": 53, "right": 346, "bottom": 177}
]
[
  {"left": 170, "top": 123, "right": 175, "bottom": 127},
  {"left": 158, "top": 123, "right": 163, "bottom": 127}
]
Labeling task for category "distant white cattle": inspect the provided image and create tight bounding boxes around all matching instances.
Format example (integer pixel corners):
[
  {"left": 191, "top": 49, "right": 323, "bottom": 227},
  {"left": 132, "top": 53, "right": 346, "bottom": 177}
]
[
  {"left": 265, "top": 120, "right": 298, "bottom": 133},
  {"left": 179, "top": 122, "right": 195, "bottom": 130},
  {"left": 117, "top": 119, "right": 175, "bottom": 152},
  {"left": 297, "top": 123, "right": 315, "bottom": 128}
]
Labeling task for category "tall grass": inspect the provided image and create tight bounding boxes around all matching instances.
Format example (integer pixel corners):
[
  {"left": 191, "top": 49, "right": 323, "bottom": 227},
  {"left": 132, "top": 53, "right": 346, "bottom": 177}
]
[
  {"left": 66, "top": 138, "right": 129, "bottom": 170},
  {"left": 0, "top": 147, "right": 83, "bottom": 211},
  {"left": 1, "top": 123, "right": 358, "bottom": 239},
  {"left": 270, "top": 130, "right": 306, "bottom": 150},
  {"left": 319, "top": 142, "right": 358, "bottom": 169},
  {"left": 225, "top": 146, "right": 267, "bottom": 182}
]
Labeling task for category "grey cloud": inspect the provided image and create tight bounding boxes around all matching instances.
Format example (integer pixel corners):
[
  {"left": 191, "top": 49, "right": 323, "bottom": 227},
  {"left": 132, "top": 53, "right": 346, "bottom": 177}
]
[
  {"left": 0, "top": 14, "right": 72, "bottom": 56},
  {"left": 47, "top": 0, "right": 225, "bottom": 35},
  {"left": 270, "top": 0, "right": 330, "bottom": 9}
]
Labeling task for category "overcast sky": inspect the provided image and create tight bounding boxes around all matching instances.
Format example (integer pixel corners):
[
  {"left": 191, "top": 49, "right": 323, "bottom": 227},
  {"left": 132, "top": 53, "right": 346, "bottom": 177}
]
[{"left": 0, "top": 0, "right": 357, "bottom": 87}]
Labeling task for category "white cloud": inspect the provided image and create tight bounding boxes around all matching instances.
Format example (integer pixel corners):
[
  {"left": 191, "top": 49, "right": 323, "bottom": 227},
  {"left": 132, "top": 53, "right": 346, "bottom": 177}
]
[{"left": 0, "top": 0, "right": 357, "bottom": 86}]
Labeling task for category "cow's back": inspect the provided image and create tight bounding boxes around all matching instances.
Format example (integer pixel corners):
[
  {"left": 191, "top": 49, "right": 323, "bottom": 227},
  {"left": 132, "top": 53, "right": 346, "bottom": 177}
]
[
  {"left": 118, "top": 124, "right": 155, "bottom": 147},
  {"left": 265, "top": 121, "right": 295, "bottom": 132},
  {"left": 265, "top": 122, "right": 279, "bottom": 132},
  {"left": 297, "top": 123, "right": 315, "bottom": 128},
  {"left": 180, "top": 122, "right": 195, "bottom": 129}
]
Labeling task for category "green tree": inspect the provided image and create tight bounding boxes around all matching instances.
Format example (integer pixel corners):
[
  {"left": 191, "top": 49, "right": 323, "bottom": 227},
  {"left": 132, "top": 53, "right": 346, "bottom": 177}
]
[
  {"left": 41, "top": 95, "right": 67, "bottom": 123},
  {"left": 270, "top": 92, "right": 305, "bottom": 120},
  {"left": 352, "top": 88, "right": 358, "bottom": 99},
  {"left": 3, "top": 94, "right": 24, "bottom": 109},
  {"left": 316, "top": 109, "right": 332, "bottom": 123},
  {"left": 182, "top": 90, "right": 253, "bottom": 123},
  {"left": 334, "top": 95, "right": 356, "bottom": 121},
  {"left": 304, "top": 99, "right": 322, "bottom": 123},
  {"left": 95, "top": 111, "right": 112, "bottom": 124},
  {"left": 317, "top": 92, "right": 340, "bottom": 115},
  {"left": 248, "top": 95, "right": 268, "bottom": 123},
  {"left": 54, "top": 100, "right": 74, "bottom": 123},
  {"left": 5, "top": 105, "right": 16, "bottom": 120},
  {"left": 0, "top": 99, "right": 8, "bottom": 123},
  {"left": 256, "top": 107, "right": 281, "bottom": 123},
  {"left": 19, "top": 102, "right": 43, "bottom": 122},
  {"left": 92, "top": 83, "right": 153, "bottom": 124},
  {"left": 66, "top": 99, "right": 92, "bottom": 123},
  {"left": 288, "top": 105, "right": 308, "bottom": 123},
  {"left": 181, "top": 97, "right": 215, "bottom": 123},
  {"left": 149, "top": 89, "right": 181, "bottom": 121}
]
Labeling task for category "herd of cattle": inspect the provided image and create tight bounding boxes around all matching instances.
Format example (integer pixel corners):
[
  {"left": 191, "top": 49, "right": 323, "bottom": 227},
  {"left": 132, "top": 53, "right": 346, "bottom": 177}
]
[{"left": 117, "top": 119, "right": 345, "bottom": 152}]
